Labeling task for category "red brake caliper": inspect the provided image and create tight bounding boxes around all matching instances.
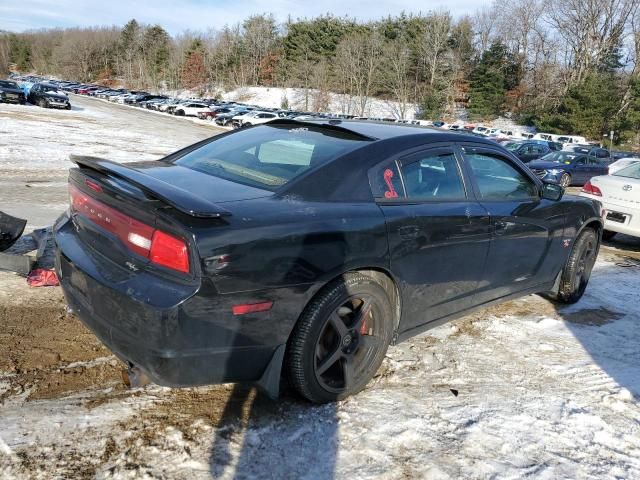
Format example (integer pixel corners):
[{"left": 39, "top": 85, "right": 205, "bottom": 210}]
[{"left": 360, "top": 305, "right": 369, "bottom": 334}]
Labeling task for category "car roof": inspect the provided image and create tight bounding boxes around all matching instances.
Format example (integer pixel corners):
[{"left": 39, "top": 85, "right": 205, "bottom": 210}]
[{"left": 279, "top": 119, "right": 500, "bottom": 144}]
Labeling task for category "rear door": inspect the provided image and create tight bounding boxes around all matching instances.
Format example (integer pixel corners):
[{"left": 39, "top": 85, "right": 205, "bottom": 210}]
[
  {"left": 371, "top": 145, "right": 491, "bottom": 331},
  {"left": 458, "top": 143, "right": 566, "bottom": 302},
  {"left": 571, "top": 156, "right": 591, "bottom": 185}
]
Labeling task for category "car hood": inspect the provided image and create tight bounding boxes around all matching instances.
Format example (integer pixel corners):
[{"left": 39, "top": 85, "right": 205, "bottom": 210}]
[
  {"left": 124, "top": 160, "right": 272, "bottom": 203},
  {"left": 527, "top": 160, "right": 569, "bottom": 170}
]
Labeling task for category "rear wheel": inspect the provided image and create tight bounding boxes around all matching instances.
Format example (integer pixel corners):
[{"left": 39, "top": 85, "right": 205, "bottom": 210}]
[
  {"left": 559, "top": 173, "right": 571, "bottom": 187},
  {"left": 175, "top": 110, "right": 184, "bottom": 116},
  {"left": 601, "top": 230, "right": 617, "bottom": 241},
  {"left": 287, "top": 272, "right": 393, "bottom": 403},
  {"left": 554, "top": 228, "right": 598, "bottom": 304}
]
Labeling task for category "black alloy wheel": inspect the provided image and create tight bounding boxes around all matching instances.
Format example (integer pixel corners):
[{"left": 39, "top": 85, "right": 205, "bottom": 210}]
[
  {"left": 555, "top": 228, "right": 598, "bottom": 303},
  {"left": 287, "top": 272, "right": 393, "bottom": 403}
]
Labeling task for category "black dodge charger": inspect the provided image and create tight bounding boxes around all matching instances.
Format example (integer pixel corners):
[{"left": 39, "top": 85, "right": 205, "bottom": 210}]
[{"left": 55, "top": 120, "right": 602, "bottom": 403}]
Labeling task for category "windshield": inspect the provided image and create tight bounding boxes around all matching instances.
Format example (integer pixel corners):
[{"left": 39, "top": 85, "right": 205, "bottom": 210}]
[
  {"left": 504, "top": 142, "right": 521, "bottom": 151},
  {"left": 0, "top": 80, "right": 19, "bottom": 89},
  {"left": 614, "top": 162, "right": 640, "bottom": 179},
  {"left": 43, "top": 85, "right": 60, "bottom": 93},
  {"left": 539, "top": 152, "right": 582, "bottom": 164},
  {"left": 173, "top": 124, "right": 370, "bottom": 190}
]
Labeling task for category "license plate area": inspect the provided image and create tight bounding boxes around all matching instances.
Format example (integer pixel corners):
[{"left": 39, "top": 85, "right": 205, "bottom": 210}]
[{"left": 606, "top": 211, "right": 627, "bottom": 224}]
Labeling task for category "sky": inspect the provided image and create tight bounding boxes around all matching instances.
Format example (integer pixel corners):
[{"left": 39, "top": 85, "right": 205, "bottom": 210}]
[{"left": 1, "top": 0, "right": 493, "bottom": 35}]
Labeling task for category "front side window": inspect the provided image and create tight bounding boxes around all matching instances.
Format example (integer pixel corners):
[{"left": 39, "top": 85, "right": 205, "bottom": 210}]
[
  {"left": 464, "top": 150, "right": 537, "bottom": 200},
  {"left": 174, "top": 124, "right": 369, "bottom": 190},
  {"left": 400, "top": 152, "right": 465, "bottom": 200}
]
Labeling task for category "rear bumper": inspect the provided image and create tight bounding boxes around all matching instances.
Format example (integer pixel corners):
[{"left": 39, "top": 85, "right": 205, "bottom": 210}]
[
  {"left": 581, "top": 193, "right": 640, "bottom": 238},
  {"left": 47, "top": 102, "right": 70, "bottom": 109},
  {"left": 54, "top": 213, "right": 283, "bottom": 387}
]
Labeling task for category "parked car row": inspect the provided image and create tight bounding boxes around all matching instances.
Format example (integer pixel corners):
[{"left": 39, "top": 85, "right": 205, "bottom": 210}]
[
  {"left": 2, "top": 77, "right": 71, "bottom": 109},
  {"left": 9, "top": 75, "right": 639, "bottom": 172}
]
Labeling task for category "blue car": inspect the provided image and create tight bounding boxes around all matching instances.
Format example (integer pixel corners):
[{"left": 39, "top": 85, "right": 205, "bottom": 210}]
[{"left": 527, "top": 151, "right": 609, "bottom": 187}]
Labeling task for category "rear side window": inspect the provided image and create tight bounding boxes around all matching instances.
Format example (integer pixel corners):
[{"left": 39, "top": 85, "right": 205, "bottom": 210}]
[
  {"left": 400, "top": 152, "right": 465, "bottom": 200},
  {"left": 464, "top": 151, "right": 537, "bottom": 200},
  {"left": 173, "top": 124, "right": 369, "bottom": 190},
  {"left": 369, "top": 161, "right": 404, "bottom": 199}
]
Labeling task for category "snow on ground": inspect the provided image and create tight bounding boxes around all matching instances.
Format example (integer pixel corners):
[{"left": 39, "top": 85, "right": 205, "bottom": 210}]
[
  {"left": 0, "top": 96, "right": 220, "bottom": 228},
  {"left": 1, "top": 259, "right": 639, "bottom": 479},
  {"left": 166, "top": 85, "right": 418, "bottom": 120},
  {"left": 1, "top": 95, "right": 639, "bottom": 479}
]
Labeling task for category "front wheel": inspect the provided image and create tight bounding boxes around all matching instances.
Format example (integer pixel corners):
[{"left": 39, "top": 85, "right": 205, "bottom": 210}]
[
  {"left": 38, "top": 98, "right": 47, "bottom": 108},
  {"left": 286, "top": 272, "right": 394, "bottom": 403},
  {"left": 559, "top": 173, "right": 571, "bottom": 188},
  {"left": 553, "top": 228, "right": 599, "bottom": 304}
]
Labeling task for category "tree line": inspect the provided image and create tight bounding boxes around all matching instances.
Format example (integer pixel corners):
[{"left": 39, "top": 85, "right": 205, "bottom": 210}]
[{"left": 1, "top": 0, "right": 639, "bottom": 146}]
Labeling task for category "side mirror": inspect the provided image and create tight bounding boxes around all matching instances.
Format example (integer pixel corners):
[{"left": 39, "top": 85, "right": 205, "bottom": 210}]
[{"left": 541, "top": 182, "right": 564, "bottom": 201}]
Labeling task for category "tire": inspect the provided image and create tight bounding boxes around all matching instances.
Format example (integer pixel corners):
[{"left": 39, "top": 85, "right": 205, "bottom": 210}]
[
  {"left": 601, "top": 230, "right": 617, "bottom": 241},
  {"left": 559, "top": 173, "right": 571, "bottom": 188},
  {"left": 65, "top": 104, "right": 71, "bottom": 110},
  {"left": 554, "top": 228, "right": 599, "bottom": 304},
  {"left": 175, "top": 110, "right": 185, "bottom": 116},
  {"left": 286, "top": 272, "right": 394, "bottom": 403},
  {"left": 38, "top": 98, "right": 47, "bottom": 108}
]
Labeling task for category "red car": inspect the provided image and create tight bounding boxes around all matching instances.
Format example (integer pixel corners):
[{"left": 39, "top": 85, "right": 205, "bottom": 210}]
[{"left": 197, "top": 107, "right": 233, "bottom": 120}]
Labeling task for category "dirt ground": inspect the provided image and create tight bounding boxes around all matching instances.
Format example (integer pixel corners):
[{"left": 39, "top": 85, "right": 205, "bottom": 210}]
[{"left": 0, "top": 239, "right": 633, "bottom": 420}]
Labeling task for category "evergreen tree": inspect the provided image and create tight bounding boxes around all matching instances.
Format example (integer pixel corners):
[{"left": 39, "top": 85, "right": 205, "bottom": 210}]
[
  {"left": 9, "top": 33, "right": 31, "bottom": 71},
  {"left": 468, "top": 42, "right": 520, "bottom": 119},
  {"left": 533, "top": 73, "right": 622, "bottom": 139}
]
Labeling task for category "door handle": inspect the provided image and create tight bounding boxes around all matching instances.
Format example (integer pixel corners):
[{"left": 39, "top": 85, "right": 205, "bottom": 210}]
[{"left": 494, "top": 221, "right": 508, "bottom": 235}]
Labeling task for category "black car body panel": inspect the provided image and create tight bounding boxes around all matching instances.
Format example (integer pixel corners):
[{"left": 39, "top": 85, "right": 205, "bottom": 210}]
[
  {"left": 55, "top": 120, "right": 602, "bottom": 395},
  {"left": 28, "top": 83, "right": 71, "bottom": 109},
  {"left": 0, "top": 80, "right": 26, "bottom": 104}
]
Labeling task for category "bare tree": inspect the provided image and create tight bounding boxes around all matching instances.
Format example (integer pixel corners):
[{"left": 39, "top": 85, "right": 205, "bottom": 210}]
[
  {"left": 335, "top": 29, "right": 383, "bottom": 116},
  {"left": 545, "top": 0, "right": 639, "bottom": 86},
  {"left": 381, "top": 38, "right": 413, "bottom": 119},
  {"left": 242, "top": 14, "right": 278, "bottom": 85},
  {"left": 421, "top": 11, "right": 452, "bottom": 88}
]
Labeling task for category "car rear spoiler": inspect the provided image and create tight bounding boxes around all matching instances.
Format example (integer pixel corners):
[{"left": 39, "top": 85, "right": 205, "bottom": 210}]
[{"left": 70, "top": 155, "right": 231, "bottom": 218}]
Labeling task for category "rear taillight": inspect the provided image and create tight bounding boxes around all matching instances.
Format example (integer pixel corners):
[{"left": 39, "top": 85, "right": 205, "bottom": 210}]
[
  {"left": 69, "top": 184, "right": 190, "bottom": 273},
  {"left": 150, "top": 230, "right": 190, "bottom": 273},
  {"left": 581, "top": 181, "right": 602, "bottom": 196}
]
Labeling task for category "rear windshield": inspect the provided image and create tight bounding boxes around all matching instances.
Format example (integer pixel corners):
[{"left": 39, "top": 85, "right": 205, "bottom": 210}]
[
  {"left": 172, "top": 124, "right": 370, "bottom": 190},
  {"left": 614, "top": 163, "right": 640, "bottom": 179}
]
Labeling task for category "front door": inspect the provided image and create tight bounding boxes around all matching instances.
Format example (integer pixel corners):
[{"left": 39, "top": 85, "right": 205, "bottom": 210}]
[
  {"left": 459, "top": 144, "right": 566, "bottom": 303},
  {"left": 371, "top": 146, "right": 491, "bottom": 332}
]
